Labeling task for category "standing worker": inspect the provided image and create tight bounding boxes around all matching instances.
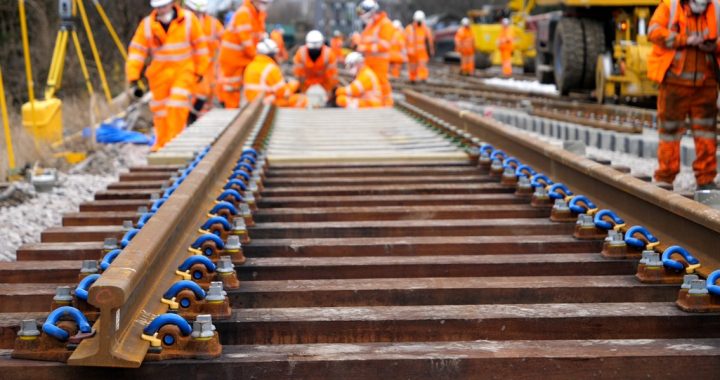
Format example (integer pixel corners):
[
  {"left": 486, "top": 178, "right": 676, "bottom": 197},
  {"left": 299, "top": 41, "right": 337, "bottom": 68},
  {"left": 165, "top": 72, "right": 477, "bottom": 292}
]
[
  {"left": 331, "top": 30, "right": 345, "bottom": 64},
  {"left": 243, "top": 39, "right": 308, "bottom": 108},
  {"left": 647, "top": 0, "right": 720, "bottom": 190},
  {"left": 498, "top": 18, "right": 514, "bottom": 77},
  {"left": 218, "top": 0, "right": 271, "bottom": 108},
  {"left": 293, "top": 30, "right": 339, "bottom": 93},
  {"left": 405, "top": 10, "right": 435, "bottom": 83},
  {"left": 454, "top": 17, "right": 475, "bottom": 76},
  {"left": 336, "top": 52, "right": 383, "bottom": 108},
  {"left": 185, "top": 0, "right": 224, "bottom": 122},
  {"left": 127, "top": 0, "right": 209, "bottom": 151},
  {"left": 390, "top": 20, "right": 407, "bottom": 79},
  {"left": 356, "top": 0, "right": 396, "bottom": 106},
  {"left": 270, "top": 25, "right": 289, "bottom": 63}
]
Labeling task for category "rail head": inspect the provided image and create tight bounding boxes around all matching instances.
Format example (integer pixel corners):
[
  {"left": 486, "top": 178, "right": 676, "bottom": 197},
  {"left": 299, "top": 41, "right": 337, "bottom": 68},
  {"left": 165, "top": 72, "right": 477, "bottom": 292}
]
[
  {"left": 67, "top": 101, "right": 265, "bottom": 367},
  {"left": 404, "top": 89, "right": 720, "bottom": 274}
]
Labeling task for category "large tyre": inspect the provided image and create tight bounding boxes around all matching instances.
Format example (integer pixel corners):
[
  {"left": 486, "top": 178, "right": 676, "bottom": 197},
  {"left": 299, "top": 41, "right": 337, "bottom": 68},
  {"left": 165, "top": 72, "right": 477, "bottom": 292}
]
[
  {"left": 475, "top": 52, "right": 492, "bottom": 70},
  {"left": 523, "top": 56, "right": 536, "bottom": 74},
  {"left": 553, "top": 18, "right": 585, "bottom": 95},
  {"left": 582, "top": 19, "right": 606, "bottom": 90}
]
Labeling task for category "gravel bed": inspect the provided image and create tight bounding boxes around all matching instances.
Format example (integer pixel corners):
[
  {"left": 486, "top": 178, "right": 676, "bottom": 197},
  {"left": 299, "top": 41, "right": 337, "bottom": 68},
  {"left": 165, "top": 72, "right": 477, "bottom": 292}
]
[{"left": 0, "top": 144, "right": 148, "bottom": 262}]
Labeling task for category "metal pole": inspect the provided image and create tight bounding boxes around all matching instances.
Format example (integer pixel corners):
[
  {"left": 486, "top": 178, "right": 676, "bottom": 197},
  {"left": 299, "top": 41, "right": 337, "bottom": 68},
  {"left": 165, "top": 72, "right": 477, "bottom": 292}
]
[{"left": 0, "top": 66, "right": 17, "bottom": 173}]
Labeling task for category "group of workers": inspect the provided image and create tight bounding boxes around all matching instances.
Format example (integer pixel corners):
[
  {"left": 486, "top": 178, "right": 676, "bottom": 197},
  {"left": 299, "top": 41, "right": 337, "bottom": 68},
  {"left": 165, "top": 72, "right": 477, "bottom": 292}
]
[{"left": 126, "top": 0, "right": 717, "bottom": 189}]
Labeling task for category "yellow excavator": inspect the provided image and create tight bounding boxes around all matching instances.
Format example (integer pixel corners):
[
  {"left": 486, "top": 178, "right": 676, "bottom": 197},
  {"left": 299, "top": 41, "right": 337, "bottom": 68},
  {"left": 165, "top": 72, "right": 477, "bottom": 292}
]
[
  {"left": 467, "top": 0, "right": 537, "bottom": 73},
  {"left": 529, "top": 0, "right": 658, "bottom": 102}
]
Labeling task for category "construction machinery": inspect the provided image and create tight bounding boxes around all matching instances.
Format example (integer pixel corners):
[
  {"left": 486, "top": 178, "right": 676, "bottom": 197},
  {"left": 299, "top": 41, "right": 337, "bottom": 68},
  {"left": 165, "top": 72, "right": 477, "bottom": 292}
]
[
  {"left": 529, "top": 0, "right": 658, "bottom": 101},
  {"left": 467, "top": 0, "right": 537, "bottom": 72}
]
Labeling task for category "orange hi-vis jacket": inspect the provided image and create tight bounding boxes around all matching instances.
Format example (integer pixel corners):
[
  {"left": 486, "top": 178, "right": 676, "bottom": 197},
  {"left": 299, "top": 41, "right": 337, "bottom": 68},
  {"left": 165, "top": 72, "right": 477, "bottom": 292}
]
[
  {"left": 498, "top": 26, "right": 514, "bottom": 53},
  {"left": 358, "top": 12, "right": 396, "bottom": 72},
  {"left": 271, "top": 29, "right": 289, "bottom": 62},
  {"left": 331, "top": 36, "right": 344, "bottom": 62},
  {"left": 336, "top": 66, "right": 383, "bottom": 108},
  {"left": 647, "top": 0, "right": 720, "bottom": 84},
  {"left": 405, "top": 23, "right": 434, "bottom": 60},
  {"left": 292, "top": 45, "right": 338, "bottom": 92},
  {"left": 219, "top": 0, "right": 266, "bottom": 90},
  {"left": 390, "top": 28, "right": 407, "bottom": 64},
  {"left": 243, "top": 54, "right": 293, "bottom": 105},
  {"left": 454, "top": 26, "right": 475, "bottom": 55},
  {"left": 127, "top": 6, "right": 209, "bottom": 86},
  {"left": 196, "top": 14, "right": 224, "bottom": 99}
]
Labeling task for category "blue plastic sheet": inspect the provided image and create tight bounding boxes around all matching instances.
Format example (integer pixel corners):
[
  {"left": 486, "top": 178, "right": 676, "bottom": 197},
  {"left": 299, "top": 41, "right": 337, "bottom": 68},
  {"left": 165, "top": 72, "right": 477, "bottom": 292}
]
[{"left": 84, "top": 118, "right": 153, "bottom": 145}]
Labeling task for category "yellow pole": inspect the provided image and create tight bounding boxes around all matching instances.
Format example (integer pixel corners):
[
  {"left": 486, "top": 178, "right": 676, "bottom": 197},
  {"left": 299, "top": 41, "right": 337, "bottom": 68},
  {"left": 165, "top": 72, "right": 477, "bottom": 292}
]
[
  {"left": 18, "top": 0, "right": 37, "bottom": 122},
  {"left": 92, "top": 0, "right": 127, "bottom": 60},
  {"left": 0, "top": 66, "right": 16, "bottom": 173},
  {"left": 75, "top": 0, "right": 113, "bottom": 102},
  {"left": 71, "top": 30, "right": 96, "bottom": 98}
]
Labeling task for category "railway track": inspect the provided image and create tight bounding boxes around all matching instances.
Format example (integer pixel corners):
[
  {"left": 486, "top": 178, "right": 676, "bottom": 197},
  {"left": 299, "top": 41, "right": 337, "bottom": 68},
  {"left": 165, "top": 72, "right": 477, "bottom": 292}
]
[{"left": 0, "top": 94, "right": 719, "bottom": 378}]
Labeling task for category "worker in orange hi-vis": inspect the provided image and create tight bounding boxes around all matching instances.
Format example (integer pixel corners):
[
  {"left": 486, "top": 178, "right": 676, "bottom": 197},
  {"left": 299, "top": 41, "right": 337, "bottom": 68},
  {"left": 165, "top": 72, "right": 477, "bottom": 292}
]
[
  {"left": 350, "top": 32, "right": 361, "bottom": 50},
  {"left": 390, "top": 20, "right": 407, "bottom": 79},
  {"left": 243, "top": 38, "right": 308, "bottom": 108},
  {"left": 498, "top": 18, "right": 514, "bottom": 77},
  {"left": 185, "top": 0, "right": 224, "bottom": 123},
  {"left": 270, "top": 25, "right": 288, "bottom": 63},
  {"left": 293, "top": 30, "right": 339, "bottom": 93},
  {"left": 336, "top": 52, "right": 383, "bottom": 108},
  {"left": 405, "top": 10, "right": 435, "bottom": 83},
  {"left": 647, "top": 0, "right": 720, "bottom": 190},
  {"left": 356, "top": 0, "right": 396, "bottom": 106},
  {"left": 218, "top": 0, "right": 271, "bottom": 108},
  {"left": 127, "top": 0, "right": 209, "bottom": 152},
  {"left": 454, "top": 17, "right": 475, "bottom": 76},
  {"left": 331, "top": 30, "right": 345, "bottom": 64}
]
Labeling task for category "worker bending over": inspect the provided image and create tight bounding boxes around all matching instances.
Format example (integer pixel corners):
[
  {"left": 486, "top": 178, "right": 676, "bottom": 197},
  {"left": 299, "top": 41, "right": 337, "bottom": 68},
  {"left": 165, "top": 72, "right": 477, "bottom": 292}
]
[
  {"left": 127, "top": 0, "right": 209, "bottom": 151},
  {"left": 293, "top": 30, "right": 339, "bottom": 93},
  {"left": 218, "top": 0, "right": 270, "bottom": 108},
  {"left": 331, "top": 31, "right": 345, "bottom": 64},
  {"left": 454, "top": 17, "right": 475, "bottom": 76},
  {"left": 405, "top": 10, "right": 435, "bottom": 83},
  {"left": 243, "top": 39, "right": 308, "bottom": 108},
  {"left": 498, "top": 18, "right": 514, "bottom": 77},
  {"left": 648, "top": 0, "right": 720, "bottom": 190},
  {"left": 185, "top": 0, "right": 224, "bottom": 122},
  {"left": 356, "top": 0, "right": 396, "bottom": 106},
  {"left": 270, "top": 25, "right": 289, "bottom": 63},
  {"left": 336, "top": 52, "right": 383, "bottom": 108},
  {"left": 390, "top": 20, "right": 407, "bottom": 78}
]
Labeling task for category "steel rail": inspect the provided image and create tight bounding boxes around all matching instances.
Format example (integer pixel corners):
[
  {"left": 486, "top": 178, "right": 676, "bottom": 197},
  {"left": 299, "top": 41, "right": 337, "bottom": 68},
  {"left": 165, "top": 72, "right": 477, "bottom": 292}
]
[
  {"left": 68, "top": 101, "right": 268, "bottom": 367},
  {"left": 404, "top": 89, "right": 720, "bottom": 276}
]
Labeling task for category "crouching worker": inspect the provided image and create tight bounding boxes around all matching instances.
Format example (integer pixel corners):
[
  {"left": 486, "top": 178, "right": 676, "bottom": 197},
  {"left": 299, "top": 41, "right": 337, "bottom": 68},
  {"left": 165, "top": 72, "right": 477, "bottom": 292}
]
[
  {"left": 243, "top": 38, "right": 308, "bottom": 108},
  {"left": 335, "top": 52, "right": 383, "bottom": 108}
]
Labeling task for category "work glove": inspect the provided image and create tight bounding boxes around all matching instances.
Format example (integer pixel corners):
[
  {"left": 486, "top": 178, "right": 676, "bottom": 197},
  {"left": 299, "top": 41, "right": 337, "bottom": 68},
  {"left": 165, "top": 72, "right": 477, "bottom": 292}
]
[{"left": 687, "top": 35, "right": 704, "bottom": 46}]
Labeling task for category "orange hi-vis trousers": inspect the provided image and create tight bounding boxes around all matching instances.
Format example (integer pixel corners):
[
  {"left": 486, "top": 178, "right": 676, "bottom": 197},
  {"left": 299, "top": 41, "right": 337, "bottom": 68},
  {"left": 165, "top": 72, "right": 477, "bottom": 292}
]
[
  {"left": 407, "top": 56, "right": 428, "bottom": 82},
  {"left": 149, "top": 71, "right": 195, "bottom": 150},
  {"left": 460, "top": 54, "right": 474, "bottom": 75},
  {"left": 655, "top": 83, "right": 718, "bottom": 186}
]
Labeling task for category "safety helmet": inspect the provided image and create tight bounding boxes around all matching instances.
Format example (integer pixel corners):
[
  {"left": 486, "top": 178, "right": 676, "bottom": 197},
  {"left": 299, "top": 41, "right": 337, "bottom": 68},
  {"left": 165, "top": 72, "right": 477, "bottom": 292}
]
[
  {"left": 151, "top": 0, "right": 173, "bottom": 7},
  {"left": 256, "top": 38, "right": 279, "bottom": 56},
  {"left": 690, "top": 0, "right": 710, "bottom": 14},
  {"left": 413, "top": 10, "right": 426, "bottom": 23},
  {"left": 461, "top": 17, "right": 470, "bottom": 27},
  {"left": 306, "top": 30, "right": 325, "bottom": 49},
  {"left": 356, "top": 0, "right": 379, "bottom": 24},
  {"left": 251, "top": 0, "right": 272, "bottom": 12},
  {"left": 333, "top": 30, "right": 342, "bottom": 37},
  {"left": 345, "top": 52, "right": 364, "bottom": 68},
  {"left": 392, "top": 19, "right": 402, "bottom": 29},
  {"left": 501, "top": 18, "right": 510, "bottom": 26},
  {"left": 184, "top": 0, "right": 207, "bottom": 12}
]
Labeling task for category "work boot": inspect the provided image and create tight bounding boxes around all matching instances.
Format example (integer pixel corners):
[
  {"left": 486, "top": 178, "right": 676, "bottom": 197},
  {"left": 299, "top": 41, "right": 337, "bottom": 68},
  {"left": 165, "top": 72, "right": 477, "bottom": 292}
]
[
  {"left": 697, "top": 183, "right": 719, "bottom": 191},
  {"left": 653, "top": 181, "right": 674, "bottom": 191}
]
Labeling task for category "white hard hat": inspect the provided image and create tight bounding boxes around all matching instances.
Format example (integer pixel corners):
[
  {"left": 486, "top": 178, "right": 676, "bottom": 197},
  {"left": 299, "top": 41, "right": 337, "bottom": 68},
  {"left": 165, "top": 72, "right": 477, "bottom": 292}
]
[
  {"left": 345, "top": 52, "right": 364, "bottom": 67},
  {"left": 393, "top": 19, "right": 402, "bottom": 29},
  {"left": 333, "top": 30, "right": 342, "bottom": 37},
  {"left": 461, "top": 17, "right": 470, "bottom": 26},
  {"left": 357, "top": 0, "right": 379, "bottom": 23},
  {"left": 502, "top": 18, "right": 510, "bottom": 26},
  {"left": 184, "top": 0, "right": 207, "bottom": 12},
  {"left": 251, "top": 0, "right": 273, "bottom": 12},
  {"left": 413, "top": 10, "right": 426, "bottom": 23},
  {"left": 306, "top": 30, "right": 325, "bottom": 49},
  {"left": 256, "top": 38, "right": 279, "bottom": 56},
  {"left": 151, "top": 0, "right": 173, "bottom": 7}
]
